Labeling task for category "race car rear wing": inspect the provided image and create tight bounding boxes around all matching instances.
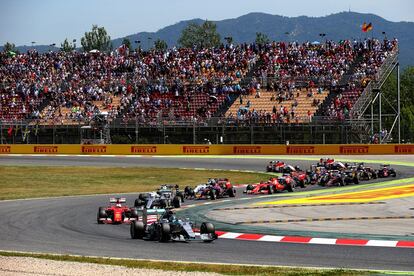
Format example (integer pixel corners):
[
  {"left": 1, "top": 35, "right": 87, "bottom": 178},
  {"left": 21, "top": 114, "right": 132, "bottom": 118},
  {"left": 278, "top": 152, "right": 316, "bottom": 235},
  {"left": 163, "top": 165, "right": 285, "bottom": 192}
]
[{"left": 110, "top": 197, "right": 126, "bottom": 203}]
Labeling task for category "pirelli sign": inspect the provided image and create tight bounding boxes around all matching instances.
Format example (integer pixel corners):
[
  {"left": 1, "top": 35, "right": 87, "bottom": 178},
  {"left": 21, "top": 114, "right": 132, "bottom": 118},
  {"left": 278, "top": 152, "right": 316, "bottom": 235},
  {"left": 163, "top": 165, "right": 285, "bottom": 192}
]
[
  {"left": 233, "top": 146, "right": 262, "bottom": 154},
  {"left": 34, "top": 146, "right": 58, "bottom": 153},
  {"left": 131, "top": 146, "right": 157, "bottom": 154},
  {"left": 339, "top": 146, "right": 369, "bottom": 154},
  {"left": 286, "top": 146, "right": 315, "bottom": 154},
  {"left": 82, "top": 145, "right": 107, "bottom": 153},
  {"left": 0, "top": 145, "right": 11, "bottom": 153},
  {"left": 182, "top": 146, "right": 210, "bottom": 154},
  {"left": 395, "top": 145, "right": 414, "bottom": 154}
]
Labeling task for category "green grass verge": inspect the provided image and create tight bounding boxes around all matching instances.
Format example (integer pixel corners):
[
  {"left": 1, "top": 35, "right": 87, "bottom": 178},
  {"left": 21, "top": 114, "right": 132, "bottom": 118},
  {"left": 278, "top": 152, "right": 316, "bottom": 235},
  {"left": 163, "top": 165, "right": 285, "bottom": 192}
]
[
  {"left": 0, "top": 166, "right": 271, "bottom": 200},
  {"left": 0, "top": 251, "right": 374, "bottom": 275}
]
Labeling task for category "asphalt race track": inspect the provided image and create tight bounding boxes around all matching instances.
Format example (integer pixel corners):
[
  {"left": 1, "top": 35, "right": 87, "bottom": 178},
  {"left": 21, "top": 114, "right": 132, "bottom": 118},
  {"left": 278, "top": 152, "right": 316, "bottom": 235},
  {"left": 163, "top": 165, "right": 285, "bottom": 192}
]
[{"left": 0, "top": 155, "right": 414, "bottom": 272}]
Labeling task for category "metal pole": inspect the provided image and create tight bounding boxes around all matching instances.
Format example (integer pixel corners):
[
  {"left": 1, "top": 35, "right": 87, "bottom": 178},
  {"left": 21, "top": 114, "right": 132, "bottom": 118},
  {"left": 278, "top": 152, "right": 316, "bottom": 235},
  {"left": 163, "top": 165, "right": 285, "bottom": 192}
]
[
  {"left": 193, "top": 122, "right": 196, "bottom": 144},
  {"left": 397, "top": 63, "right": 401, "bottom": 143},
  {"left": 0, "top": 122, "right": 3, "bottom": 144},
  {"left": 379, "top": 89, "right": 382, "bottom": 144},
  {"left": 135, "top": 118, "right": 138, "bottom": 144},
  {"left": 371, "top": 100, "right": 374, "bottom": 136}
]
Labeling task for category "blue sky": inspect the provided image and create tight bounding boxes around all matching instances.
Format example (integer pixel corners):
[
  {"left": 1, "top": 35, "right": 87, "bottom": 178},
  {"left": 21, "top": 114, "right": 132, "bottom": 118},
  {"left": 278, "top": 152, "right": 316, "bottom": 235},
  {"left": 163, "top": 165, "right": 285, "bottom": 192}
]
[{"left": 1, "top": 0, "right": 413, "bottom": 46}]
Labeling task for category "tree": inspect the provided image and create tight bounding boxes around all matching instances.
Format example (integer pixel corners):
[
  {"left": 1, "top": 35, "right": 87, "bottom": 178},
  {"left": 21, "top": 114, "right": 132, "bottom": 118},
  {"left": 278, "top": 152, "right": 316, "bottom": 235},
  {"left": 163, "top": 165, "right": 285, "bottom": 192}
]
[
  {"left": 178, "top": 20, "right": 221, "bottom": 48},
  {"left": 3, "top": 42, "right": 16, "bottom": 52},
  {"left": 122, "top": 38, "right": 131, "bottom": 49},
  {"left": 154, "top": 39, "right": 168, "bottom": 51},
  {"left": 60, "top": 38, "right": 75, "bottom": 52},
  {"left": 382, "top": 66, "right": 414, "bottom": 142},
  {"left": 255, "top": 32, "right": 270, "bottom": 46},
  {"left": 81, "top": 25, "right": 112, "bottom": 52}
]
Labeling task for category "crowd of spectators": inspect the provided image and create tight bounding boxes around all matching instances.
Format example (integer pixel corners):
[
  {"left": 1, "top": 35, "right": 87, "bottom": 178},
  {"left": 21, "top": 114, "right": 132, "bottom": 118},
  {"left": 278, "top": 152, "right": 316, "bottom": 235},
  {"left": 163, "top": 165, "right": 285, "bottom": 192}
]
[{"left": 0, "top": 38, "right": 397, "bottom": 125}]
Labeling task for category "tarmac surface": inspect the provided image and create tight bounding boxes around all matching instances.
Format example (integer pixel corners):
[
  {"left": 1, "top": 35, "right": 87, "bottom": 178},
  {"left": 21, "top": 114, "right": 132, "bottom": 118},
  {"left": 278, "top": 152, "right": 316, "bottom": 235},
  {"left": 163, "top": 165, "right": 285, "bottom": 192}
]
[{"left": 0, "top": 154, "right": 414, "bottom": 271}]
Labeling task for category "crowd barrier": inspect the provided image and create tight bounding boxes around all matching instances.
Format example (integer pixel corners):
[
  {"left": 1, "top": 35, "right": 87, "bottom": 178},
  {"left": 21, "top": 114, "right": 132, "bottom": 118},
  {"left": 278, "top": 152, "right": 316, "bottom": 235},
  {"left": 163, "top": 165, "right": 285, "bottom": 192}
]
[{"left": 0, "top": 144, "right": 414, "bottom": 155}]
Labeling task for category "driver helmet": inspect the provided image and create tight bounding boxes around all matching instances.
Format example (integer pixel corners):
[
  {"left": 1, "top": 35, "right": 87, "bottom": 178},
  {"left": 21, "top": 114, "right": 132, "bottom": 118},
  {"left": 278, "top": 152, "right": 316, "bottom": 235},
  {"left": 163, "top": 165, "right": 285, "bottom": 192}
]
[{"left": 294, "top": 165, "right": 300, "bottom": 171}]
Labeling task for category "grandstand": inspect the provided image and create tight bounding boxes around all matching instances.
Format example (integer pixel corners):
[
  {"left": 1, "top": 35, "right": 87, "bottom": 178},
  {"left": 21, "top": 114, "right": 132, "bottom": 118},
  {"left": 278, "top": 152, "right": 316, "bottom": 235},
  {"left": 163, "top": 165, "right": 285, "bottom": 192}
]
[{"left": 0, "top": 38, "right": 399, "bottom": 144}]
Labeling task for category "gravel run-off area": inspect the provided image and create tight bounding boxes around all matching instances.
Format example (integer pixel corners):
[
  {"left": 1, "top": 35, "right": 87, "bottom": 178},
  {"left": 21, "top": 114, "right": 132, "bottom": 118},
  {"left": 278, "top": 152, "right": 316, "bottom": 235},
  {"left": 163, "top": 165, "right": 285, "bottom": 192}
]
[{"left": 0, "top": 256, "right": 222, "bottom": 276}]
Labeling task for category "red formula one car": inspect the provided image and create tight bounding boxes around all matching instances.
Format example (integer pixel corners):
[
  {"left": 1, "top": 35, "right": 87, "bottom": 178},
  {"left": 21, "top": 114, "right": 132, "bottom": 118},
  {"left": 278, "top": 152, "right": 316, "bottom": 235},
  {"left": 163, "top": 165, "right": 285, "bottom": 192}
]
[
  {"left": 244, "top": 177, "right": 294, "bottom": 194},
  {"left": 97, "top": 197, "right": 138, "bottom": 224},
  {"left": 266, "top": 161, "right": 286, "bottom": 172}
]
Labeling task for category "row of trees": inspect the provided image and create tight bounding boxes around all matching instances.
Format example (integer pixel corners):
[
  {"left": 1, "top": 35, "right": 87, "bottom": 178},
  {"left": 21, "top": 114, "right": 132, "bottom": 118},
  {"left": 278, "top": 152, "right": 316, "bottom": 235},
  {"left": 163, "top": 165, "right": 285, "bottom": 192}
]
[{"left": 3, "top": 21, "right": 271, "bottom": 53}]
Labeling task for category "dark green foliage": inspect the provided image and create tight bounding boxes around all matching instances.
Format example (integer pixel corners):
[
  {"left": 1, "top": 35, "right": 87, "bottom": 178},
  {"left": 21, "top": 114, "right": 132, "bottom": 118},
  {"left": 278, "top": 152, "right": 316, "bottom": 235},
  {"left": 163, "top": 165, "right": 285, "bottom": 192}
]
[
  {"left": 178, "top": 21, "right": 221, "bottom": 48},
  {"left": 81, "top": 25, "right": 112, "bottom": 52}
]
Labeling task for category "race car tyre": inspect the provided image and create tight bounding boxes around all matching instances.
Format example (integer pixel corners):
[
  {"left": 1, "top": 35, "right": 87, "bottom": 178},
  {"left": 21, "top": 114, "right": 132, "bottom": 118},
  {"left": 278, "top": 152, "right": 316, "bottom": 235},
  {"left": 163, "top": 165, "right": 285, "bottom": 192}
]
[
  {"left": 353, "top": 177, "right": 359, "bottom": 184},
  {"left": 177, "top": 192, "right": 185, "bottom": 203},
  {"left": 130, "top": 208, "right": 139, "bottom": 219},
  {"left": 159, "top": 223, "right": 171, "bottom": 242},
  {"left": 209, "top": 189, "right": 216, "bottom": 200},
  {"left": 200, "top": 222, "right": 215, "bottom": 234},
  {"left": 391, "top": 172, "right": 397, "bottom": 177},
  {"left": 339, "top": 178, "right": 345, "bottom": 186},
  {"left": 160, "top": 199, "right": 168, "bottom": 208},
  {"left": 268, "top": 185, "right": 273, "bottom": 194},
  {"left": 228, "top": 188, "right": 235, "bottom": 197},
  {"left": 299, "top": 180, "right": 305, "bottom": 188},
  {"left": 130, "top": 221, "right": 145, "bottom": 239},
  {"left": 134, "top": 198, "right": 145, "bottom": 208},
  {"left": 97, "top": 207, "right": 107, "bottom": 224},
  {"left": 172, "top": 196, "right": 181, "bottom": 208},
  {"left": 138, "top": 193, "right": 148, "bottom": 200},
  {"left": 287, "top": 184, "right": 294, "bottom": 193},
  {"left": 372, "top": 172, "right": 378, "bottom": 179}
]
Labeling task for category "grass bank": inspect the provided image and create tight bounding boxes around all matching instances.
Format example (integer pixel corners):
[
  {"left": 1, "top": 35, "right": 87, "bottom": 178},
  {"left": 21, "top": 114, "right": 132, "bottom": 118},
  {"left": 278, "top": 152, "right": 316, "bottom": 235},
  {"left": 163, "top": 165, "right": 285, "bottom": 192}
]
[
  {"left": 0, "top": 251, "right": 374, "bottom": 275},
  {"left": 0, "top": 166, "right": 270, "bottom": 200}
]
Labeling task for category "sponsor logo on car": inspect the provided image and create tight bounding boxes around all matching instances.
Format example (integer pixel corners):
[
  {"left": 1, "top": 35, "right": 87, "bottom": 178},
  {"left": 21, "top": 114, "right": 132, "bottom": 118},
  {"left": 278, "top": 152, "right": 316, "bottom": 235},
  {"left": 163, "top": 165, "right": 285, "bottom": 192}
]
[
  {"left": 286, "top": 146, "right": 315, "bottom": 154},
  {"left": 182, "top": 146, "right": 210, "bottom": 154},
  {"left": 34, "top": 146, "right": 58, "bottom": 153},
  {"left": 82, "top": 145, "right": 107, "bottom": 153},
  {"left": 339, "top": 146, "right": 369, "bottom": 154},
  {"left": 0, "top": 145, "right": 11, "bottom": 153},
  {"left": 131, "top": 146, "right": 157, "bottom": 154},
  {"left": 394, "top": 145, "right": 414, "bottom": 154},
  {"left": 233, "top": 146, "right": 262, "bottom": 154}
]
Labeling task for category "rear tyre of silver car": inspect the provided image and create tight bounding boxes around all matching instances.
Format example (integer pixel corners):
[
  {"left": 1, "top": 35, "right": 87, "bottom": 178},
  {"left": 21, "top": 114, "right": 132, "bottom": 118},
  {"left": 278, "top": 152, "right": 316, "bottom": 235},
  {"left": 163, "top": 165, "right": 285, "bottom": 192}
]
[
  {"left": 130, "top": 221, "right": 145, "bottom": 239},
  {"left": 159, "top": 223, "right": 171, "bottom": 242}
]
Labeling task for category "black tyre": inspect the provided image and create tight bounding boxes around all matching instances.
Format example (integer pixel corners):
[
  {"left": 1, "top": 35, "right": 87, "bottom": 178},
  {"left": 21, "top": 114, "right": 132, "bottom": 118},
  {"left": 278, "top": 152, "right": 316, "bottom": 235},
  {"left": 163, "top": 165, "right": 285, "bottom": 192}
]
[
  {"left": 372, "top": 172, "right": 378, "bottom": 179},
  {"left": 353, "top": 177, "right": 359, "bottom": 184},
  {"left": 200, "top": 222, "right": 215, "bottom": 234},
  {"left": 130, "top": 208, "right": 139, "bottom": 219},
  {"left": 267, "top": 185, "right": 273, "bottom": 194},
  {"left": 138, "top": 193, "right": 148, "bottom": 200},
  {"left": 130, "top": 221, "right": 145, "bottom": 239},
  {"left": 299, "top": 180, "right": 305, "bottom": 188},
  {"left": 287, "top": 184, "right": 294, "bottom": 192},
  {"left": 209, "top": 189, "right": 216, "bottom": 200},
  {"left": 97, "top": 207, "right": 107, "bottom": 224},
  {"left": 228, "top": 188, "right": 235, "bottom": 197},
  {"left": 172, "top": 196, "right": 181, "bottom": 208},
  {"left": 159, "top": 223, "right": 171, "bottom": 242},
  {"left": 134, "top": 198, "right": 145, "bottom": 208}
]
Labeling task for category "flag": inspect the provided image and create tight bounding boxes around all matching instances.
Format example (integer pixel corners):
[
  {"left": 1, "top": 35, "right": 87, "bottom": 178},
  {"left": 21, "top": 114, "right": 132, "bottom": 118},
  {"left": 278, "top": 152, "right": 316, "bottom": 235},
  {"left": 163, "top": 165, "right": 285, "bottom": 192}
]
[
  {"left": 7, "top": 126, "right": 13, "bottom": 137},
  {"left": 362, "top": 22, "right": 373, "bottom": 32}
]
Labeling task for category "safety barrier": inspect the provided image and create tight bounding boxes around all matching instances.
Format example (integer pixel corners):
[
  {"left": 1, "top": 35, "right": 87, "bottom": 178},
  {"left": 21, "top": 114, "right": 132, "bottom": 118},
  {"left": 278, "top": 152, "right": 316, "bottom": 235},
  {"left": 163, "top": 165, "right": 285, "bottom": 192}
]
[{"left": 0, "top": 144, "right": 414, "bottom": 155}]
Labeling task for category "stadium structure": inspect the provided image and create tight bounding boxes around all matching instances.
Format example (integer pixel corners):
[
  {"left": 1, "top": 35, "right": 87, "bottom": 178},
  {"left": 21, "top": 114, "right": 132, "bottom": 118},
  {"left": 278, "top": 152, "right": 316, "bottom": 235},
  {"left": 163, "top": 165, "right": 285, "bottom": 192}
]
[{"left": 0, "top": 38, "right": 401, "bottom": 144}]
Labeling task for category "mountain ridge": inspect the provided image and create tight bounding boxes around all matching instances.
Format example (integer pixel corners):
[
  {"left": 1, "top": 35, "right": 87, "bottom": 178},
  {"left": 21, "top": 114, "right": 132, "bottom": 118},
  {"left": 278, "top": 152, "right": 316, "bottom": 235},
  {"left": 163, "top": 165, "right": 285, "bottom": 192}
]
[{"left": 6, "top": 11, "right": 414, "bottom": 66}]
